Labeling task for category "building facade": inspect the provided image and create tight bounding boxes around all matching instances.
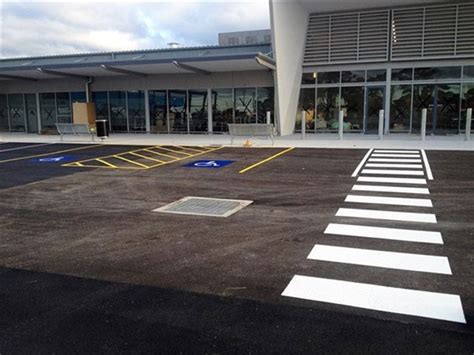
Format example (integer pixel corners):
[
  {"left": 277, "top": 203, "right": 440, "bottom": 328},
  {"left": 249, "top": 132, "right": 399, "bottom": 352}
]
[{"left": 271, "top": 0, "right": 474, "bottom": 136}]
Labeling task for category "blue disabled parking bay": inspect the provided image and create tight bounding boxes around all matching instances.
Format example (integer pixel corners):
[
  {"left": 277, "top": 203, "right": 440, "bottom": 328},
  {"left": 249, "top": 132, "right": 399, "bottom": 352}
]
[
  {"left": 184, "top": 160, "right": 234, "bottom": 169},
  {"left": 31, "top": 155, "right": 76, "bottom": 164}
]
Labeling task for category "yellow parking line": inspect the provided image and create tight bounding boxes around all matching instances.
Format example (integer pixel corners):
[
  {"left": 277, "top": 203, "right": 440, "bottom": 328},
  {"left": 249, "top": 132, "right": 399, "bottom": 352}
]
[
  {"left": 64, "top": 145, "right": 158, "bottom": 166},
  {"left": 155, "top": 146, "right": 192, "bottom": 156},
  {"left": 143, "top": 148, "right": 178, "bottom": 160},
  {"left": 114, "top": 155, "right": 150, "bottom": 168},
  {"left": 177, "top": 146, "right": 206, "bottom": 153},
  {"left": 129, "top": 151, "right": 165, "bottom": 163},
  {"left": 0, "top": 144, "right": 100, "bottom": 164},
  {"left": 96, "top": 158, "right": 118, "bottom": 168},
  {"left": 239, "top": 147, "right": 295, "bottom": 174}
]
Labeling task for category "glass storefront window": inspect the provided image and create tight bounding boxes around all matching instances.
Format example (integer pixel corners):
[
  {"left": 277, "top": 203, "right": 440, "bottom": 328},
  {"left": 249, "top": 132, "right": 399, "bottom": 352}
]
[
  {"left": 340, "top": 87, "right": 364, "bottom": 132},
  {"left": 463, "top": 66, "right": 474, "bottom": 80},
  {"left": 234, "top": 88, "right": 256, "bottom": 124},
  {"left": 8, "top": 94, "right": 26, "bottom": 132},
  {"left": 212, "top": 88, "right": 233, "bottom": 132},
  {"left": 462, "top": 83, "right": 474, "bottom": 132},
  {"left": 0, "top": 95, "right": 9, "bottom": 131},
  {"left": 25, "top": 94, "right": 38, "bottom": 133},
  {"left": 367, "top": 69, "right": 386, "bottom": 82},
  {"left": 392, "top": 68, "right": 413, "bottom": 81},
  {"left": 56, "top": 92, "right": 71, "bottom": 123},
  {"left": 169, "top": 90, "right": 187, "bottom": 132},
  {"left": 149, "top": 90, "right": 167, "bottom": 133},
  {"left": 390, "top": 85, "right": 412, "bottom": 132},
  {"left": 295, "top": 88, "right": 315, "bottom": 132},
  {"left": 188, "top": 89, "right": 208, "bottom": 132},
  {"left": 109, "top": 91, "right": 127, "bottom": 132},
  {"left": 92, "top": 92, "right": 109, "bottom": 123},
  {"left": 71, "top": 92, "right": 86, "bottom": 103},
  {"left": 414, "top": 67, "right": 461, "bottom": 81},
  {"left": 316, "top": 87, "right": 338, "bottom": 132},
  {"left": 257, "top": 87, "right": 274, "bottom": 124},
  {"left": 317, "top": 72, "right": 340, "bottom": 84},
  {"left": 301, "top": 73, "right": 316, "bottom": 85},
  {"left": 127, "top": 91, "right": 146, "bottom": 132},
  {"left": 40, "top": 93, "right": 57, "bottom": 131},
  {"left": 342, "top": 70, "right": 365, "bottom": 83}
]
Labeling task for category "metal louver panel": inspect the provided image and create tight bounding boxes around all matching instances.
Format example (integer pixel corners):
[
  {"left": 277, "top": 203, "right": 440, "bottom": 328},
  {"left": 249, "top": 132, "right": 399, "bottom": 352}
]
[
  {"left": 423, "top": 5, "right": 456, "bottom": 57},
  {"left": 391, "top": 8, "right": 424, "bottom": 59},
  {"left": 456, "top": 3, "right": 474, "bottom": 55},
  {"left": 304, "top": 10, "right": 389, "bottom": 65}
]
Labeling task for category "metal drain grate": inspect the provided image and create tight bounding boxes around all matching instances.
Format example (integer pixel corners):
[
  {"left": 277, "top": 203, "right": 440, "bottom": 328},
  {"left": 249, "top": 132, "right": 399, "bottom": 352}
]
[{"left": 153, "top": 196, "right": 253, "bottom": 218}]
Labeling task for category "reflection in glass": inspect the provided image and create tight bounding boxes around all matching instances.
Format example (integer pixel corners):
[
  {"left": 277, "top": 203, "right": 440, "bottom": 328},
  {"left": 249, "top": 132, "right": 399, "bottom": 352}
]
[
  {"left": 212, "top": 88, "right": 233, "bottom": 132},
  {"left": 149, "top": 90, "right": 167, "bottom": 133},
  {"left": 234, "top": 88, "right": 255, "bottom": 124},
  {"left": 342, "top": 70, "right": 365, "bottom": 83},
  {"left": 301, "top": 73, "right": 316, "bottom": 85},
  {"left": 188, "top": 90, "right": 208, "bottom": 132},
  {"left": 109, "top": 91, "right": 128, "bottom": 132},
  {"left": 316, "top": 87, "right": 338, "bottom": 132},
  {"left": 0, "top": 95, "right": 8, "bottom": 131},
  {"left": 71, "top": 92, "right": 86, "bottom": 103},
  {"left": 414, "top": 67, "right": 461, "bottom": 81},
  {"left": 40, "top": 93, "right": 57, "bottom": 130},
  {"left": 56, "top": 92, "right": 71, "bottom": 123},
  {"left": 257, "top": 87, "right": 274, "bottom": 124},
  {"left": 391, "top": 68, "right": 413, "bottom": 81},
  {"left": 340, "top": 87, "right": 364, "bottom": 132},
  {"left": 462, "top": 83, "right": 474, "bottom": 132},
  {"left": 317, "top": 72, "right": 340, "bottom": 84},
  {"left": 25, "top": 94, "right": 38, "bottom": 133},
  {"left": 463, "top": 66, "right": 474, "bottom": 80},
  {"left": 367, "top": 69, "right": 386, "bottom": 82},
  {"left": 365, "top": 87, "right": 384, "bottom": 133},
  {"left": 92, "top": 92, "right": 109, "bottom": 123},
  {"left": 169, "top": 90, "right": 187, "bottom": 132},
  {"left": 295, "top": 88, "right": 315, "bottom": 132},
  {"left": 127, "top": 91, "right": 146, "bottom": 132},
  {"left": 8, "top": 94, "right": 26, "bottom": 132},
  {"left": 390, "top": 85, "right": 412, "bottom": 132}
]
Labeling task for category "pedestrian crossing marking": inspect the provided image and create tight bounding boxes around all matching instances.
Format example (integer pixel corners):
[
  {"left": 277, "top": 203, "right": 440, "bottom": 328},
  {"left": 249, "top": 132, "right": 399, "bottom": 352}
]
[
  {"left": 345, "top": 194, "right": 433, "bottom": 207},
  {"left": 352, "top": 185, "right": 430, "bottom": 195},
  {"left": 336, "top": 208, "right": 437, "bottom": 223}
]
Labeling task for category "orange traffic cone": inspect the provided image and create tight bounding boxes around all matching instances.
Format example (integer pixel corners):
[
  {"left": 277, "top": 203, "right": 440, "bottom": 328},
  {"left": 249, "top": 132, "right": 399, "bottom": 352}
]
[{"left": 243, "top": 139, "right": 253, "bottom": 147}]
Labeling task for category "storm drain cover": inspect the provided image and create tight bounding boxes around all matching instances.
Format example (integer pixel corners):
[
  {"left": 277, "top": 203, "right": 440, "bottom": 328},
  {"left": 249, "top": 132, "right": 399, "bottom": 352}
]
[{"left": 153, "top": 196, "right": 253, "bottom": 218}]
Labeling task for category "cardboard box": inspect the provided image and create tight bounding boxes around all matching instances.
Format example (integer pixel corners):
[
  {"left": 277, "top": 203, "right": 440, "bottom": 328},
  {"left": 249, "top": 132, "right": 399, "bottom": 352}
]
[{"left": 72, "top": 102, "right": 96, "bottom": 127}]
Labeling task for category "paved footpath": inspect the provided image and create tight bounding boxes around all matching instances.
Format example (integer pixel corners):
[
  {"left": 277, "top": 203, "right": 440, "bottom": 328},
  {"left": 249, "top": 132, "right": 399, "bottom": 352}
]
[{"left": 282, "top": 148, "right": 466, "bottom": 324}]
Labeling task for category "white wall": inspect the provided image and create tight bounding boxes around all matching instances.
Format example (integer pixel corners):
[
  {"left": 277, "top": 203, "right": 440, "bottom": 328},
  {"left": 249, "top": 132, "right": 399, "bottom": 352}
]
[{"left": 270, "top": 0, "right": 309, "bottom": 135}]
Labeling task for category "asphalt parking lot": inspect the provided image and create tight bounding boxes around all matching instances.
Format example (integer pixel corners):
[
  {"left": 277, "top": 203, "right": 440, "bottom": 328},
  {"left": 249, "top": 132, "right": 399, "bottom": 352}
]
[{"left": 0, "top": 141, "right": 473, "bottom": 353}]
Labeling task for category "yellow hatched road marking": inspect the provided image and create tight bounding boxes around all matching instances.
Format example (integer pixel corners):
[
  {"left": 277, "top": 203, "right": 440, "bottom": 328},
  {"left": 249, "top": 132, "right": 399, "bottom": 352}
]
[
  {"left": 154, "top": 146, "right": 192, "bottom": 156},
  {"left": 239, "top": 147, "right": 295, "bottom": 174},
  {"left": 177, "top": 145, "right": 207, "bottom": 153},
  {"left": 0, "top": 144, "right": 100, "bottom": 164},
  {"left": 96, "top": 158, "right": 118, "bottom": 168},
  {"left": 114, "top": 155, "right": 150, "bottom": 168},
  {"left": 143, "top": 148, "right": 177, "bottom": 159},
  {"left": 144, "top": 146, "right": 225, "bottom": 169},
  {"left": 63, "top": 145, "right": 158, "bottom": 166},
  {"left": 129, "top": 151, "right": 165, "bottom": 163}
]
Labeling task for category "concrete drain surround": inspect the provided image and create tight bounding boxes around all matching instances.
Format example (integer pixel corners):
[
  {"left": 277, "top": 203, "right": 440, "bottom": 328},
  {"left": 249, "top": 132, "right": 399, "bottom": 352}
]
[{"left": 153, "top": 197, "right": 253, "bottom": 218}]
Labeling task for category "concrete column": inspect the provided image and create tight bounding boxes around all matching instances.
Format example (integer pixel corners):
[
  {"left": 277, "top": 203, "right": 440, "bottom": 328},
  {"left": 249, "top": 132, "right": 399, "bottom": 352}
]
[
  {"left": 207, "top": 88, "right": 213, "bottom": 134},
  {"left": 144, "top": 89, "right": 151, "bottom": 133}
]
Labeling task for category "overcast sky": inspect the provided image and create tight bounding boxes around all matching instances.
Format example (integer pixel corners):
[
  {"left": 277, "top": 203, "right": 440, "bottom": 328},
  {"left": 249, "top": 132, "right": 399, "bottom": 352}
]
[{"left": 0, "top": 0, "right": 270, "bottom": 59}]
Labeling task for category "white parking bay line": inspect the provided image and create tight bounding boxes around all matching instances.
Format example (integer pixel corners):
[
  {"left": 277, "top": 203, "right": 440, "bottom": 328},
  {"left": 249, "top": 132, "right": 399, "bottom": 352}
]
[
  {"left": 345, "top": 195, "right": 433, "bottom": 207},
  {"left": 371, "top": 154, "right": 421, "bottom": 158},
  {"left": 365, "top": 163, "right": 423, "bottom": 168},
  {"left": 357, "top": 176, "right": 427, "bottom": 185},
  {"left": 324, "top": 223, "right": 443, "bottom": 244},
  {"left": 373, "top": 150, "right": 419, "bottom": 154},
  {"left": 361, "top": 169, "right": 424, "bottom": 176},
  {"left": 421, "top": 149, "right": 434, "bottom": 180},
  {"left": 352, "top": 185, "right": 430, "bottom": 195},
  {"left": 308, "top": 245, "right": 451, "bottom": 275},
  {"left": 281, "top": 275, "right": 466, "bottom": 323},
  {"left": 336, "top": 208, "right": 437, "bottom": 223},
  {"left": 369, "top": 158, "right": 423, "bottom": 163}
]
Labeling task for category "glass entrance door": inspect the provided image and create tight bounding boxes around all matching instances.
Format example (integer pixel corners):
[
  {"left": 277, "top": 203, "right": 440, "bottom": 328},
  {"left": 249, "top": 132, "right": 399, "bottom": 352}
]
[
  {"left": 169, "top": 90, "right": 187, "bottom": 133},
  {"left": 365, "top": 87, "right": 385, "bottom": 134},
  {"left": 413, "top": 84, "right": 460, "bottom": 135}
]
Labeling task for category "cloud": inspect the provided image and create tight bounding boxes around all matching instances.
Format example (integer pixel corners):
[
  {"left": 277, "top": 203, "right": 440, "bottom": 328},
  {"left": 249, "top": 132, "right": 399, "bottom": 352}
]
[{"left": 0, "top": 1, "right": 270, "bottom": 58}]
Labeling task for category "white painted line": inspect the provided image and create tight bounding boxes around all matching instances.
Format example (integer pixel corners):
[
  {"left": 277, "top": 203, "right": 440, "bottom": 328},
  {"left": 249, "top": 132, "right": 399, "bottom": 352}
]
[
  {"left": 351, "top": 148, "right": 374, "bottom": 177},
  {"left": 336, "top": 208, "right": 437, "bottom": 223},
  {"left": 369, "top": 158, "right": 423, "bottom": 163},
  {"left": 324, "top": 223, "right": 443, "bottom": 244},
  {"left": 308, "top": 245, "right": 451, "bottom": 275},
  {"left": 373, "top": 150, "right": 419, "bottom": 154},
  {"left": 0, "top": 143, "right": 54, "bottom": 153},
  {"left": 282, "top": 275, "right": 466, "bottom": 323},
  {"left": 361, "top": 169, "right": 424, "bottom": 176},
  {"left": 345, "top": 195, "right": 433, "bottom": 207},
  {"left": 421, "top": 149, "right": 434, "bottom": 180},
  {"left": 352, "top": 185, "right": 430, "bottom": 195},
  {"left": 371, "top": 154, "right": 421, "bottom": 158},
  {"left": 365, "top": 163, "right": 423, "bottom": 169},
  {"left": 357, "top": 176, "right": 427, "bottom": 185}
]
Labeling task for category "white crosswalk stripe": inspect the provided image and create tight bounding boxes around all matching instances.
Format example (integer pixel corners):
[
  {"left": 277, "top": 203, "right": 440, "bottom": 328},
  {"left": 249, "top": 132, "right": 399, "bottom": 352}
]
[
  {"left": 357, "top": 176, "right": 427, "bottom": 184},
  {"left": 361, "top": 169, "right": 424, "bottom": 176},
  {"left": 336, "top": 207, "right": 437, "bottom": 223},
  {"left": 352, "top": 184, "right": 430, "bottom": 194},
  {"left": 365, "top": 163, "right": 423, "bottom": 168},
  {"left": 345, "top": 194, "right": 433, "bottom": 207},
  {"left": 371, "top": 153, "right": 421, "bottom": 158},
  {"left": 369, "top": 158, "right": 423, "bottom": 163}
]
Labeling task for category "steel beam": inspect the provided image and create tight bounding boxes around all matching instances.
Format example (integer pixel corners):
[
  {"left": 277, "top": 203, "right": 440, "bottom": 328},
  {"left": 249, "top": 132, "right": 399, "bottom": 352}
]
[
  {"left": 100, "top": 64, "right": 147, "bottom": 77},
  {"left": 172, "top": 61, "right": 211, "bottom": 75}
]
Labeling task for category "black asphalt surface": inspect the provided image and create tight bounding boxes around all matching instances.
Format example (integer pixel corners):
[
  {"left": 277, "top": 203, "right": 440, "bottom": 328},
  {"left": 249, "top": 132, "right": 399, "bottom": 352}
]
[{"left": 0, "top": 142, "right": 473, "bottom": 353}]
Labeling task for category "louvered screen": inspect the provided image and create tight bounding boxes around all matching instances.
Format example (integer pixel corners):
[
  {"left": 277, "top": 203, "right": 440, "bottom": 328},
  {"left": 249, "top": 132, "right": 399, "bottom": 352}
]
[
  {"left": 304, "top": 10, "right": 389, "bottom": 65},
  {"left": 391, "top": 3, "right": 474, "bottom": 60}
]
